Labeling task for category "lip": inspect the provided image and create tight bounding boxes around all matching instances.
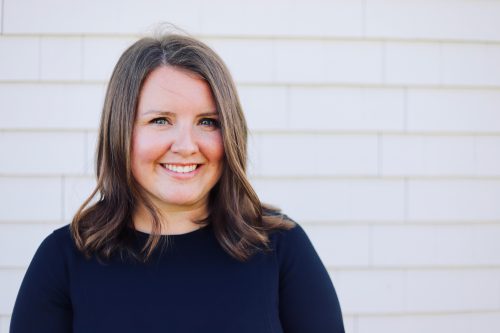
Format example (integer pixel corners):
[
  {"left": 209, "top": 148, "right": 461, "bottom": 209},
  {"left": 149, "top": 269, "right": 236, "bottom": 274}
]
[{"left": 159, "top": 163, "right": 202, "bottom": 179}]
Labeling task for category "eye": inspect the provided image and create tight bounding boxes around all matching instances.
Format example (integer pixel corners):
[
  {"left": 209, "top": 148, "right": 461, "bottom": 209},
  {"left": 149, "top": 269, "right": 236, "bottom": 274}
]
[
  {"left": 151, "top": 117, "right": 169, "bottom": 125},
  {"left": 199, "top": 118, "right": 220, "bottom": 128}
]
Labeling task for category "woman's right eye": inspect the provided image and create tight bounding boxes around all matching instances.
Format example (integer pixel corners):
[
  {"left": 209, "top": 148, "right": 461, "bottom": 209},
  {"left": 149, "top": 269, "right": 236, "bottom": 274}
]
[{"left": 151, "top": 117, "right": 169, "bottom": 125}]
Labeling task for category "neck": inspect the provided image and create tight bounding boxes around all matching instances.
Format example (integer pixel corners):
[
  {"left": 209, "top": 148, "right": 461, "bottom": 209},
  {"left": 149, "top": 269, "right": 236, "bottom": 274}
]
[{"left": 133, "top": 201, "right": 208, "bottom": 235}]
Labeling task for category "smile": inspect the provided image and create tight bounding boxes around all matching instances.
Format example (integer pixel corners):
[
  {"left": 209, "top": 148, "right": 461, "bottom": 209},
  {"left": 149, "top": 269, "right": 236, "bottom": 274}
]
[{"left": 161, "top": 164, "right": 199, "bottom": 173}]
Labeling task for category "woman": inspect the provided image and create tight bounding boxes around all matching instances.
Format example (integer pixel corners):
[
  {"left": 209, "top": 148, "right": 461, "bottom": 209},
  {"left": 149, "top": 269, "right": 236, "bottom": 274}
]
[{"left": 10, "top": 33, "right": 345, "bottom": 333}]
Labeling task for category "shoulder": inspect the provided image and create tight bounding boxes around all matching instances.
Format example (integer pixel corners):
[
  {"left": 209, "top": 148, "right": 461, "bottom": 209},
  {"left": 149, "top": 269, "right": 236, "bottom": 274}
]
[
  {"left": 267, "top": 215, "right": 314, "bottom": 257},
  {"left": 19, "top": 225, "right": 75, "bottom": 295},
  {"left": 41, "top": 224, "right": 73, "bottom": 249},
  {"left": 34, "top": 224, "right": 75, "bottom": 264}
]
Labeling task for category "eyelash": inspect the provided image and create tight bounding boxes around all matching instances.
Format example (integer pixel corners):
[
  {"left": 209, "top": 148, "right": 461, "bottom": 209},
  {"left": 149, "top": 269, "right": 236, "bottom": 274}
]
[
  {"left": 151, "top": 117, "right": 170, "bottom": 125},
  {"left": 150, "top": 117, "right": 220, "bottom": 128},
  {"left": 199, "top": 118, "right": 220, "bottom": 128}
]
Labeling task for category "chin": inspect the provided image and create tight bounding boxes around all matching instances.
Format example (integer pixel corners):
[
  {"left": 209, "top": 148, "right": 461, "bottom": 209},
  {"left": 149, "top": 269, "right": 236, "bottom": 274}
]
[{"left": 160, "top": 195, "right": 205, "bottom": 207}]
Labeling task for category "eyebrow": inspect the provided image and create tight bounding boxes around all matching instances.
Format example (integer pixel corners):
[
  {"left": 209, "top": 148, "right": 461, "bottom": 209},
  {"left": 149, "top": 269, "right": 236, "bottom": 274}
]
[{"left": 140, "top": 110, "right": 218, "bottom": 117}]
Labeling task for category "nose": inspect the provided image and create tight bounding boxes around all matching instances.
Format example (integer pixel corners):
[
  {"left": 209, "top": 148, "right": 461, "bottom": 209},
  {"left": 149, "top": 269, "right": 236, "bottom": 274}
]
[{"left": 170, "top": 124, "right": 199, "bottom": 156}]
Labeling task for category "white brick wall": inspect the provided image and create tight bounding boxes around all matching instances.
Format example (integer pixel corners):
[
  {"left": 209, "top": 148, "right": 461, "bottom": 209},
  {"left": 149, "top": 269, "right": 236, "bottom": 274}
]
[
  {"left": 407, "top": 88, "right": 500, "bottom": 132},
  {"left": 381, "top": 135, "right": 500, "bottom": 177},
  {"left": 2, "top": 1, "right": 500, "bottom": 332},
  {"left": 254, "top": 134, "right": 378, "bottom": 176},
  {"left": 82, "top": 37, "right": 138, "bottom": 81},
  {"left": 0, "top": 84, "right": 104, "bottom": 130},
  {"left": 365, "top": 0, "right": 500, "bottom": 41},
  {"left": 63, "top": 176, "right": 97, "bottom": 222},
  {"left": 0, "top": 177, "right": 62, "bottom": 221},
  {"left": 357, "top": 312, "right": 500, "bottom": 333},
  {"left": 0, "top": 317, "right": 10, "bottom": 333},
  {"left": 0, "top": 269, "right": 25, "bottom": 315},
  {"left": 40, "top": 37, "right": 83, "bottom": 81},
  {"left": 442, "top": 43, "right": 500, "bottom": 86},
  {"left": 384, "top": 42, "right": 441, "bottom": 85},
  {"left": 332, "top": 269, "right": 407, "bottom": 313},
  {"left": 372, "top": 225, "right": 500, "bottom": 266},
  {"left": 305, "top": 225, "right": 371, "bottom": 267},
  {"left": 0, "top": 132, "right": 86, "bottom": 175},
  {"left": 408, "top": 180, "right": 500, "bottom": 221},
  {"left": 332, "top": 268, "right": 500, "bottom": 314},
  {"left": 252, "top": 179, "right": 406, "bottom": 222},
  {"left": 0, "top": 224, "right": 62, "bottom": 267},
  {"left": 288, "top": 87, "right": 405, "bottom": 131},
  {"left": 0, "top": 37, "right": 39, "bottom": 80}
]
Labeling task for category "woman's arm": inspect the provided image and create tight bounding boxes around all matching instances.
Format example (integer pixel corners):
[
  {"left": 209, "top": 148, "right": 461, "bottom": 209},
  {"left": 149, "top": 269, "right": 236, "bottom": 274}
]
[
  {"left": 277, "top": 223, "right": 345, "bottom": 333},
  {"left": 10, "top": 231, "right": 72, "bottom": 333}
]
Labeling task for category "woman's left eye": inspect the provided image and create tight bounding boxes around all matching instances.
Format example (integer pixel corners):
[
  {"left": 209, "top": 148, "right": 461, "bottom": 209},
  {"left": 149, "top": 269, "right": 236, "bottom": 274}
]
[{"left": 199, "top": 118, "right": 220, "bottom": 128}]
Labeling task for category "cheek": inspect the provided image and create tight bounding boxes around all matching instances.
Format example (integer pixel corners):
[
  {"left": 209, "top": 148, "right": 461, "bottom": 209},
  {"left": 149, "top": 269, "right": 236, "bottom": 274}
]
[
  {"left": 131, "top": 131, "right": 166, "bottom": 169},
  {"left": 205, "top": 132, "right": 224, "bottom": 164}
]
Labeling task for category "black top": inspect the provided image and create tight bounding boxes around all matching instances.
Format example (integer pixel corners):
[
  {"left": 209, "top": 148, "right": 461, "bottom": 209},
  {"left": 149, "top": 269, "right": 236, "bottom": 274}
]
[{"left": 10, "top": 221, "right": 344, "bottom": 333}]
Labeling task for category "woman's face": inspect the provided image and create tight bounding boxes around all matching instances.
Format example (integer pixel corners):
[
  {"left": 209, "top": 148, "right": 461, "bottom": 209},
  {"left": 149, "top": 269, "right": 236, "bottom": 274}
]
[{"left": 131, "top": 66, "right": 224, "bottom": 212}]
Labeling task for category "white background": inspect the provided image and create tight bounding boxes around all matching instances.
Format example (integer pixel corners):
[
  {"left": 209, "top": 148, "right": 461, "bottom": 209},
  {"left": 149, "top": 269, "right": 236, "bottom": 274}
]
[{"left": 1, "top": 0, "right": 500, "bottom": 332}]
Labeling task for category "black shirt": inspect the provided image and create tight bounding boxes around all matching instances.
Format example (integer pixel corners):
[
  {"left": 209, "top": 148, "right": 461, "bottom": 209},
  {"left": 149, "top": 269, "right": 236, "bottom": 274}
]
[{"left": 10, "top": 221, "right": 344, "bottom": 333}]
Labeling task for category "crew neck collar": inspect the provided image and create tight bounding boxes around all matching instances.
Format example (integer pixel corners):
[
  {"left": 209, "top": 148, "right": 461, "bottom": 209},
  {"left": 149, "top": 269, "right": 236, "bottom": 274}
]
[{"left": 131, "top": 223, "right": 212, "bottom": 239}]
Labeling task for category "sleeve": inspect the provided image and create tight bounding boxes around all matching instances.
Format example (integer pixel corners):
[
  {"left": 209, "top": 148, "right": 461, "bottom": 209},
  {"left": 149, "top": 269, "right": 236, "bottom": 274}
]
[
  {"left": 10, "top": 231, "right": 73, "bottom": 333},
  {"left": 277, "top": 223, "right": 345, "bottom": 333}
]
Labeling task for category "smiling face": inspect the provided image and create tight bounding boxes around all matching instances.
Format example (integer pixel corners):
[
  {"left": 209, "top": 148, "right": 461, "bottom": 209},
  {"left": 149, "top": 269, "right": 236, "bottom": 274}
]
[{"left": 131, "top": 66, "right": 224, "bottom": 213}]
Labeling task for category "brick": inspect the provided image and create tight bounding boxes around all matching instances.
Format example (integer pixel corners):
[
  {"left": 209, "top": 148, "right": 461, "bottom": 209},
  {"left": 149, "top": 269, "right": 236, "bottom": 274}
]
[
  {"left": 304, "top": 224, "right": 371, "bottom": 267},
  {"left": 85, "top": 131, "right": 98, "bottom": 175},
  {"left": 357, "top": 312, "right": 500, "bottom": 333},
  {"left": 0, "top": 0, "right": 3, "bottom": 33},
  {"left": 406, "top": 269, "right": 500, "bottom": 312},
  {"left": 3, "top": 0, "right": 201, "bottom": 34},
  {"left": 256, "top": 134, "right": 378, "bottom": 176},
  {"left": 333, "top": 269, "right": 406, "bottom": 313},
  {"left": 323, "top": 41, "right": 384, "bottom": 84},
  {"left": 477, "top": 136, "right": 500, "bottom": 176},
  {"left": 365, "top": 0, "right": 500, "bottom": 41},
  {"left": 200, "top": 1, "right": 290, "bottom": 36},
  {"left": 372, "top": 224, "right": 500, "bottom": 267},
  {"left": 132, "top": 37, "right": 384, "bottom": 85},
  {"left": 200, "top": 0, "right": 363, "bottom": 37},
  {"left": 237, "top": 86, "right": 288, "bottom": 131},
  {"left": 442, "top": 43, "right": 500, "bottom": 86},
  {"left": 0, "top": 177, "right": 62, "bottom": 221},
  {"left": 289, "top": 87, "right": 405, "bottom": 131},
  {"left": 0, "top": 269, "right": 25, "bottom": 315},
  {"left": 274, "top": 40, "right": 327, "bottom": 83},
  {"left": 203, "top": 39, "right": 275, "bottom": 83},
  {"left": 82, "top": 37, "right": 137, "bottom": 81},
  {"left": 384, "top": 42, "right": 441, "bottom": 85},
  {"left": 0, "top": 37, "right": 39, "bottom": 81},
  {"left": 0, "top": 83, "right": 104, "bottom": 130},
  {"left": 407, "top": 89, "right": 500, "bottom": 132},
  {"left": 342, "top": 316, "right": 355, "bottom": 333},
  {"left": 63, "top": 177, "right": 97, "bottom": 222},
  {"left": 0, "top": 223, "right": 62, "bottom": 267},
  {"left": 283, "top": 0, "right": 364, "bottom": 37},
  {"left": 251, "top": 179, "right": 405, "bottom": 222},
  {"left": 40, "top": 37, "right": 83, "bottom": 80},
  {"left": 0, "top": 132, "right": 86, "bottom": 175},
  {"left": 408, "top": 180, "right": 500, "bottom": 221},
  {"left": 381, "top": 135, "right": 476, "bottom": 176},
  {"left": 0, "top": 316, "right": 11, "bottom": 333}
]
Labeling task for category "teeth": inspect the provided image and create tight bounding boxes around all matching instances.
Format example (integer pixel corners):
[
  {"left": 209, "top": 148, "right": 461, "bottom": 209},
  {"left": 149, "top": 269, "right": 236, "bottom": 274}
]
[{"left": 163, "top": 164, "right": 198, "bottom": 173}]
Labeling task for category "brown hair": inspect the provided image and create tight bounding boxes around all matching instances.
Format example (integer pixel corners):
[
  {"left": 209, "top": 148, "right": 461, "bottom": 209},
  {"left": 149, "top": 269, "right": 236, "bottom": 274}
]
[{"left": 71, "top": 33, "right": 294, "bottom": 262}]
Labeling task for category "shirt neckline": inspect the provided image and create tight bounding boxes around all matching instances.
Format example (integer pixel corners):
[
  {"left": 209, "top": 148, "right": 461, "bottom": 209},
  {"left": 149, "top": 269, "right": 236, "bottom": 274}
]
[{"left": 131, "top": 223, "right": 212, "bottom": 240}]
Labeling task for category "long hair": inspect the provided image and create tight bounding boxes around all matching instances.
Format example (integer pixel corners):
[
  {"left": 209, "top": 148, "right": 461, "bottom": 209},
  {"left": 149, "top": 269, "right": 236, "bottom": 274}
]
[{"left": 71, "top": 33, "right": 294, "bottom": 262}]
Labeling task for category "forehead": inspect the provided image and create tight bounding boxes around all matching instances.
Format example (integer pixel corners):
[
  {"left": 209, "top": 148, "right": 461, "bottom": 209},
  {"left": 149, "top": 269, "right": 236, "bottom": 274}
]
[{"left": 137, "top": 66, "right": 216, "bottom": 114}]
